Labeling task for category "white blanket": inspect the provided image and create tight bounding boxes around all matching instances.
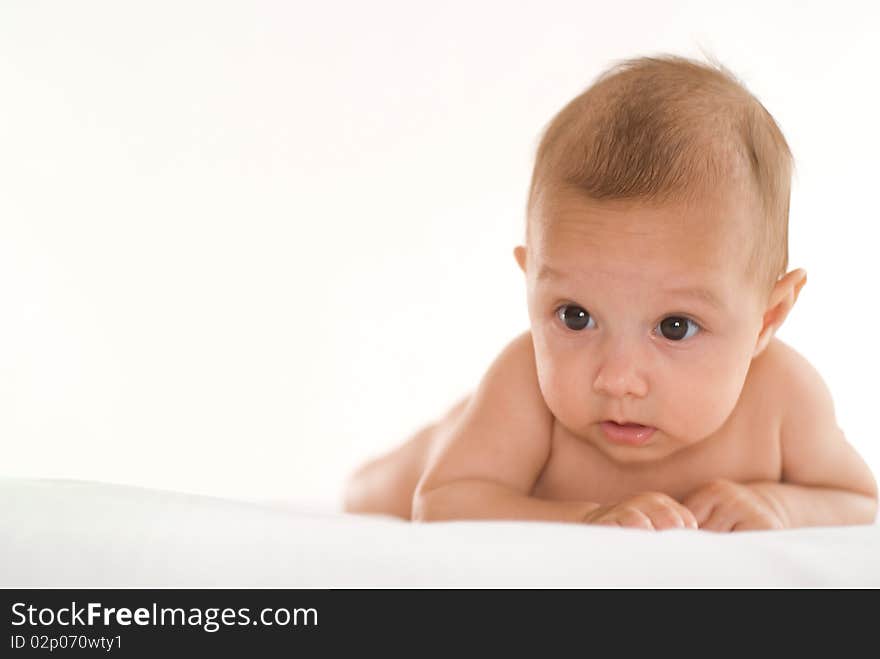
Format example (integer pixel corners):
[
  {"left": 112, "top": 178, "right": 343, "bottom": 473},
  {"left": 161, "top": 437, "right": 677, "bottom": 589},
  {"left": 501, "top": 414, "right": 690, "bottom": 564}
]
[{"left": 2, "top": 478, "right": 877, "bottom": 587}]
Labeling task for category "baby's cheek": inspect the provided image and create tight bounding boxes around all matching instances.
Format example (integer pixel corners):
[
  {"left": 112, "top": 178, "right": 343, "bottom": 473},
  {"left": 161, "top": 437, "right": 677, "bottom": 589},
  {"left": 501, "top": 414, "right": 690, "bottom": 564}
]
[
  {"left": 660, "top": 374, "right": 742, "bottom": 440},
  {"left": 535, "top": 363, "right": 586, "bottom": 421}
]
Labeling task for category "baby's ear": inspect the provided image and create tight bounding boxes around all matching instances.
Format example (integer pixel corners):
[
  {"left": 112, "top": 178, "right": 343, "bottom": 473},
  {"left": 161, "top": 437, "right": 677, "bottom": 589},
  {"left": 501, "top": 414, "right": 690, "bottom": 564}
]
[
  {"left": 753, "top": 269, "right": 808, "bottom": 358},
  {"left": 793, "top": 271, "right": 807, "bottom": 303},
  {"left": 513, "top": 245, "right": 527, "bottom": 274}
]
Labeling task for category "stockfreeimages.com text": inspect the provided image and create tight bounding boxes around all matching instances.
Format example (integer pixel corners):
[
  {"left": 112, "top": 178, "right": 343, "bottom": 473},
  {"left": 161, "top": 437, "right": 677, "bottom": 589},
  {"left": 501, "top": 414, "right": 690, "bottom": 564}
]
[{"left": 11, "top": 602, "right": 317, "bottom": 633}]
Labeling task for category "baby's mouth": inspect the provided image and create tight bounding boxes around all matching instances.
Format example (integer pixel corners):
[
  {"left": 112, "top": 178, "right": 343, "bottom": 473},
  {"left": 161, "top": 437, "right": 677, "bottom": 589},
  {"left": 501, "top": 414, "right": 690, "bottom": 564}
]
[{"left": 599, "top": 421, "right": 656, "bottom": 446}]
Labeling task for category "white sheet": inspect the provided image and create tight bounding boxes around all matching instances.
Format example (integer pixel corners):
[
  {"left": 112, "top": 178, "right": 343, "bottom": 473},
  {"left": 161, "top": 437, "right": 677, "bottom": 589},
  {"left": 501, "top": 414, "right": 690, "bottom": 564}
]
[{"left": 2, "top": 478, "right": 878, "bottom": 587}]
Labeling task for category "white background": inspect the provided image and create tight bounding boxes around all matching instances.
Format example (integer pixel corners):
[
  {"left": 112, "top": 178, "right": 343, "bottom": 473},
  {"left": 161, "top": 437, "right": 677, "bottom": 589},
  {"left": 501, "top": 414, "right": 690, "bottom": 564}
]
[{"left": 2, "top": 1, "right": 878, "bottom": 507}]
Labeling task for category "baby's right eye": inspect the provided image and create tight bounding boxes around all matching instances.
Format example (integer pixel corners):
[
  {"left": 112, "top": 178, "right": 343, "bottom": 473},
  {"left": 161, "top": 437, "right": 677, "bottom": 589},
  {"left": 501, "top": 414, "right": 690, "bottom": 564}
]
[{"left": 556, "top": 304, "right": 595, "bottom": 331}]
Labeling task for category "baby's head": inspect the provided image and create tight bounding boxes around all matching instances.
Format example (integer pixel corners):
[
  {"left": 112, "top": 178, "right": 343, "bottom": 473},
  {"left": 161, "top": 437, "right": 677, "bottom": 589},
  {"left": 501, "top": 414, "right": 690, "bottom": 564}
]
[{"left": 514, "top": 55, "right": 807, "bottom": 463}]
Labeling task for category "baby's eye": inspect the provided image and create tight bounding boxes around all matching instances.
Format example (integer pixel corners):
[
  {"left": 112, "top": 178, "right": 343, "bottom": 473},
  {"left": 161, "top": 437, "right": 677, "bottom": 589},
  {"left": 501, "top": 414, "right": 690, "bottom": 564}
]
[
  {"left": 656, "top": 316, "right": 700, "bottom": 341},
  {"left": 556, "top": 304, "right": 595, "bottom": 331},
  {"left": 554, "top": 307, "right": 701, "bottom": 339}
]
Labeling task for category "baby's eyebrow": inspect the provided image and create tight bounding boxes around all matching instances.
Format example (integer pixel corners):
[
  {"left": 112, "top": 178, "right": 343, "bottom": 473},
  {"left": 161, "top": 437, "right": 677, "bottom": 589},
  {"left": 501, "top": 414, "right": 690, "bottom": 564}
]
[
  {"left": 536, "top": 266, "right": 725, "bottom": 311},
  {"left": 662, "top": 286, "right": 726, "bottom": 311}
]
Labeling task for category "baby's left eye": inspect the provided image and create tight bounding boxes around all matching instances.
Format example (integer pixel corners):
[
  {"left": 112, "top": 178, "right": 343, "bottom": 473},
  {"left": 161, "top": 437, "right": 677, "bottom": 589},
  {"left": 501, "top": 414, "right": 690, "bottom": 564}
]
[{"left": 656, "top": 316, "right": 700, "bottom": 341}]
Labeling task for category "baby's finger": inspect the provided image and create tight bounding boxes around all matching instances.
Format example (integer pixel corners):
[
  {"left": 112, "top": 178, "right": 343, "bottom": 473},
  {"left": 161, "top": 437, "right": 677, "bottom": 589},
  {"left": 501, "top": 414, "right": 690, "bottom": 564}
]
[
  {"left": 643, "top": 503, "right": 689, "bottom": 530},
  {"left": 677, "top": 504, "right": 699, "bottom": 530},
  {"left": 616, "top": 507, "right": 655, "bottom": 531},
  {"left": 681, "top": 490, "right": 716, "bottom": 527},
  {"left": 732, "top": 514, "right": 784, "bottom": 532},
  {"left": 658, "top": 498, "right": 700, "bottom": 530},
  {"left": 699, "top": 504, "right": 738, "bottom": 533}
]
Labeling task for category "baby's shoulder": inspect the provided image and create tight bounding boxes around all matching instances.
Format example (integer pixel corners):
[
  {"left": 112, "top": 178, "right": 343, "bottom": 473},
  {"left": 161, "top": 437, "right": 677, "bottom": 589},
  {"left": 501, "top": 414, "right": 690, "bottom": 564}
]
[
  {"left": 745, "top": 336, "right": 829, "bottom": 416},
  {"left": 469, "top": 329, "right": 552, "bottom": 425}
]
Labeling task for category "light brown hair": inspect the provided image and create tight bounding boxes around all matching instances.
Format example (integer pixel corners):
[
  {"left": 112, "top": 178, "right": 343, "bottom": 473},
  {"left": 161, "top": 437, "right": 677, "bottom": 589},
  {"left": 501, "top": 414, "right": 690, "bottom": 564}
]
[{"left": 526, "top": 54, "right": 793, "bottom": 296}]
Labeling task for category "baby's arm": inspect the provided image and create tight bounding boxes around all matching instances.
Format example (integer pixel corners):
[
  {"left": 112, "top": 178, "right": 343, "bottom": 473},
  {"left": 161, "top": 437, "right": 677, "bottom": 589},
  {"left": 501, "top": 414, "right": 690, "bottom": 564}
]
[
  {"left": 745, "top": 347, "right": 877, "bottom": 528},
  {"left": 685, "top": 347, "right": 877, "bottom": 531},
  {"left": 412, "top": 332, "right": 592, "bottom": 523},
  {"left": 412, "top": 332, "right": 696, "bottom": 529}
]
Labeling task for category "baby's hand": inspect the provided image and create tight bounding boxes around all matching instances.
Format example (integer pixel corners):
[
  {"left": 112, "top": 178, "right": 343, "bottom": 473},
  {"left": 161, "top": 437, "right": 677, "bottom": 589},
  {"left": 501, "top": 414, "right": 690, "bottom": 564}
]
[
  {"left": 681, "top": 479, "right": 786, "bottom": 532},
  {"left": 583, "top": 492, "right": 698, "bottom": 531}
]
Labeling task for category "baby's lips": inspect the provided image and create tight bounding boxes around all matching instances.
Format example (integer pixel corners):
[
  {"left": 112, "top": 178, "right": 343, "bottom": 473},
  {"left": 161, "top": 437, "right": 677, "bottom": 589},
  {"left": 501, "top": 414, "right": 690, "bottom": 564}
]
[{"left": 599, "top": 421, "right": 656, "bottom": 446}]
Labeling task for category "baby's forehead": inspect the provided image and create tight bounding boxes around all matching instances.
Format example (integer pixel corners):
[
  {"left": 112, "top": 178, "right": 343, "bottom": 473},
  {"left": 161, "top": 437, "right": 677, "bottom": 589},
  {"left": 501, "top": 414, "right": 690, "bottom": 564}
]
[
  {"left": 537, "top": 205, "right": 738, "bottom": 261},
  {"left": 534, "top": 252, "right": 752, "bottom": 317},
  {"left": 530, "top": 195, "right": 761, "bottom": 303},
  {"left": 533, "top": 185, "right": 757, "bottom": 259},
  {"left": 535, "top": 249, "right": 726, "bottom": 286},
  {"left": 537, "top": 184, "right": 745, "bottom": 230}
]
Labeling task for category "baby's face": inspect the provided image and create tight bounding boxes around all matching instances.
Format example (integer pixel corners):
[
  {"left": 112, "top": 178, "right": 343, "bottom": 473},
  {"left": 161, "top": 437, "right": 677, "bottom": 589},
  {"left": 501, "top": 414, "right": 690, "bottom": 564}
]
[{"left": 518, "top": 186, "right": 769, "bottom": 464}]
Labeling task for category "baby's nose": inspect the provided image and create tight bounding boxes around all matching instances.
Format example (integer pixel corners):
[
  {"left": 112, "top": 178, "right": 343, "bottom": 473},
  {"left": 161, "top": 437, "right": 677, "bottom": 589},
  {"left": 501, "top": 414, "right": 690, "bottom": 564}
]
[
  {"left": 592, "top": 347, "right": 648, "bottom": 399},
  {"left": 593, "top": 372, "right": 647, "bottom": 399}
]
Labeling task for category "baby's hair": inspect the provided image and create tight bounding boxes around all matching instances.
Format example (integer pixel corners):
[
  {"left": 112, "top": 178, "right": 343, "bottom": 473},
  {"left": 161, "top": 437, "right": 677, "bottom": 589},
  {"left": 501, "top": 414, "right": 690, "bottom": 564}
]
[{"left": 526, "top": 54, "right": 793, "bottom": 297}]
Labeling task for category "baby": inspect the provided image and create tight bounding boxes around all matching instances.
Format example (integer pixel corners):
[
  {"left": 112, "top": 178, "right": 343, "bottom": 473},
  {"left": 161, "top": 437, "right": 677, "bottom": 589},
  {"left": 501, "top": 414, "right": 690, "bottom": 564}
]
[{"left": 343, "top": 54, "right": 878, "bottom": 531}]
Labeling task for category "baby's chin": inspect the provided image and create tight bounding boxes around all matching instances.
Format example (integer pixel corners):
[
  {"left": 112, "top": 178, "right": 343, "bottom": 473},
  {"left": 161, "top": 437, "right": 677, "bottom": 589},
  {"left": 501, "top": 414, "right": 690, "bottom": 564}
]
[{"left": 596, "top": 441, "right": 680, "bottom": 465}]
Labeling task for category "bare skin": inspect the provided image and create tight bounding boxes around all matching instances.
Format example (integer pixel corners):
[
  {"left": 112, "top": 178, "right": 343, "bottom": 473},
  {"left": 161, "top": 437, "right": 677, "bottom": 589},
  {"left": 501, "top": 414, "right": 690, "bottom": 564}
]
[
  {"left": 344, "top": 187, "right": 878, "bottom": 531},
  {"left": 346, "top": 332, "right": 779, "bottom": 523},
  {"left": 345, "top": 331, "right": 877, "bottom": 530},
  {"left": 343, "top": 394, "right": 471, "bottom": 521}
]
